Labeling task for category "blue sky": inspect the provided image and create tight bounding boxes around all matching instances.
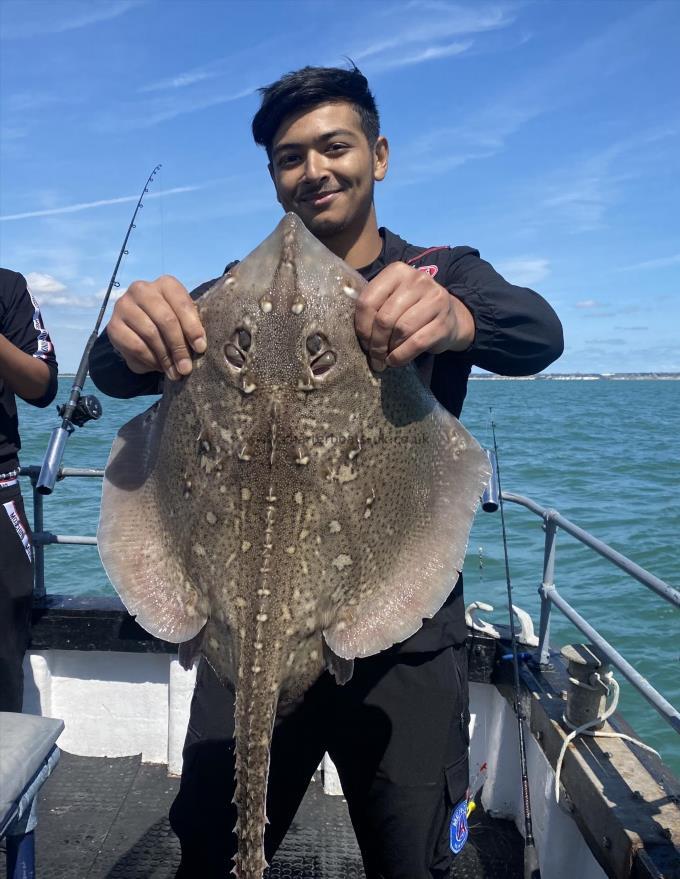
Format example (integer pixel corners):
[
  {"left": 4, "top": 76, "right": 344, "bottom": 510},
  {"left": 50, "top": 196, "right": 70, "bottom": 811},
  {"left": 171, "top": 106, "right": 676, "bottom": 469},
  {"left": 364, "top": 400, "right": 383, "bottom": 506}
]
[{"left": 1, "top": 0, "right": 678, "bottom": 374}]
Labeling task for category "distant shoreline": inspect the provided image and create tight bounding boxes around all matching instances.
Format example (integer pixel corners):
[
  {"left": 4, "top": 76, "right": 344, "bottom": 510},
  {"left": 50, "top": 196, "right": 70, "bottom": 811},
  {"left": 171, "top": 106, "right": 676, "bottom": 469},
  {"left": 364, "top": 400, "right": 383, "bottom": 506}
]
[
  {"left": 58, "top": 371, "right": 680, "bottom": 381},
  {"left": 469, "top": 372, "right": 680, "bottom": 381}
]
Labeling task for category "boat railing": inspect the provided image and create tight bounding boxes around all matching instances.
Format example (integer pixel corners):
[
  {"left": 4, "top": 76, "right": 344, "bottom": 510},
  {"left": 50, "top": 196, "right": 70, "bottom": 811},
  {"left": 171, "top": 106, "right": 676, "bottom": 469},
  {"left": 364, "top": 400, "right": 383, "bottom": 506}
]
[
  {"left": 19, "top": 465, "right": 103, "bottom": 600},
  {"left": 18, "top": 466, "right": 680, "bottom": 739},
  {"left": 503, "top": 492, "right": 680, "bottom": 736}
]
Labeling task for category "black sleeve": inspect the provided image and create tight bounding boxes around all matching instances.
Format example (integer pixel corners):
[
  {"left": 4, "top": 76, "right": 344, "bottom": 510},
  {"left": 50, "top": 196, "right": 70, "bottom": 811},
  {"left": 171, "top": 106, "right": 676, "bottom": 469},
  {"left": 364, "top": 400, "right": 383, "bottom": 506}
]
[
  {"left": 444, "top": 248, "right": 564, "bottom": 376},
  {"left": 88, "top": 274, "right": 226, "bottom": 400},
  {"left": 0, "top": 270, "right": 59, "bottom": 407}
]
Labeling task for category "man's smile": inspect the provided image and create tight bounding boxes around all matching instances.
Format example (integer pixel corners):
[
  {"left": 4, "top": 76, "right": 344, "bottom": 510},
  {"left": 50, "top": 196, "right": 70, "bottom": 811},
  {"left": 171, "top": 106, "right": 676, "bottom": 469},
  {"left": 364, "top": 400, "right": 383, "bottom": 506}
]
[{"left": 299, "top": 189, "right": 342, "bottom": 207}]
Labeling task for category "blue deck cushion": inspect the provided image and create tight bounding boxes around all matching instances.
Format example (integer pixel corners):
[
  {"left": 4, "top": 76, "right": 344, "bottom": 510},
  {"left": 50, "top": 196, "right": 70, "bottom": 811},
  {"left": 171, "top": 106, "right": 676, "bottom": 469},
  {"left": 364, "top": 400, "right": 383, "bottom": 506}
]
[{"left": 0, "top": 713, "right": 64, "bottom": 835}]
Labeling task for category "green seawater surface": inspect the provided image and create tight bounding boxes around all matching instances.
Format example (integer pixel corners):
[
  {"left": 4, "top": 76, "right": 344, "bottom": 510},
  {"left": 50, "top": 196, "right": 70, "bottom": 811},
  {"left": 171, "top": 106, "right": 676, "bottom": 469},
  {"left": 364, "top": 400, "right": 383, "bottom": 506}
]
[{"left": 15, "top": 376, "right": 680, "bottom": 774}]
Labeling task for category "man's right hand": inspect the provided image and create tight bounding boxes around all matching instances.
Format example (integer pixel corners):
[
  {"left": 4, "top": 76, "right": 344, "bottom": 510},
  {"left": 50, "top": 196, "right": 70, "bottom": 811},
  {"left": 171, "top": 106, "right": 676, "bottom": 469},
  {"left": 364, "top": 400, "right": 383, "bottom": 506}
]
[{"left": 106, "top": 275, "right": 207, "bottom": 381}]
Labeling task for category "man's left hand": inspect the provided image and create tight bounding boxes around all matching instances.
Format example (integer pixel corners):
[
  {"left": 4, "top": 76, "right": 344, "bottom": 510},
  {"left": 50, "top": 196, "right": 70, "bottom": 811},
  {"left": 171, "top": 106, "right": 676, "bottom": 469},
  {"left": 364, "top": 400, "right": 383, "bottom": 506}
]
[{"left": 354, "top": 262, "right": 475, "bottom": 371}]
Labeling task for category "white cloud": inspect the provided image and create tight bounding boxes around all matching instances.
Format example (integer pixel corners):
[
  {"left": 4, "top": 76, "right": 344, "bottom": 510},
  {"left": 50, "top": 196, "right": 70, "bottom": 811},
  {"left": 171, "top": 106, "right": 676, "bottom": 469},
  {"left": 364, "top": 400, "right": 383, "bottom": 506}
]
[
  {"left": 137, "top": 38, "right": 275, "bottom": 96},
  {"left": 140, "top": 69, "right": 216, "bottom": 93},
  {"left": 395, "top": 86, "right": 543, "bottom": 183},
  {"left": 345, "top": 5, "right": 512, "bottom": 76},
  {"left": 614, "top": 325, "right": 649, "bottom": 332},
  {"left": 0, "top": 124, "right": 29, "bottom": 141},
  {"left": 25, "top": 272, "right": 67, "bottom": 295},
  {"left": 42, "top": 294, "right": 100, "bottom": 307},
  {"left": 620, "top": 253, "right": 680, "bottom": 271},
  {"left": 64, "top": 286, "right": 129, "bottom": 310},
  {"left": 584, "top": 337, "right": 627, "bottom": 346},
  {"left": 365, "top": 40, "right": 472, "bottom": 74},
  {"left": 531, "top": 124, "right": 679, "bottom": 234},
  {"left": 575, "top": 300, "right": 600, "bottom": 309},
  {"left": 0, "top": 0, "right": 144, "bottom": 39},
  {"left": 351, "top": 4, "right": 512, "bottom": 64},
  {"left": 395, "top": 5, "right": 677, "bottom": 188},
  {"left": 98, "top": 86, "right": 255, "bottom": 132},
  {"left": 539, "top": 176, "right": 610, "bottom": 232},
  {"left": 25, "top": 272, "right": 126, "bottom": 308},
  {"left": 113, "top": 7, "right": 508, "bottom": 131},
  {"left": 496, "top": 257, "right": 550, "bottom": 287}
]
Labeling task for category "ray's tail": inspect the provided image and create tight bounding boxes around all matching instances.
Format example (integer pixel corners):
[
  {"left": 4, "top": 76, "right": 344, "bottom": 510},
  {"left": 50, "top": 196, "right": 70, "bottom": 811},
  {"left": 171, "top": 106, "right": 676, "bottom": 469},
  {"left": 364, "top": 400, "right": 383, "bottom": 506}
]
[{"left": 231, "top": 647, "right": 280, "bottom": 879}]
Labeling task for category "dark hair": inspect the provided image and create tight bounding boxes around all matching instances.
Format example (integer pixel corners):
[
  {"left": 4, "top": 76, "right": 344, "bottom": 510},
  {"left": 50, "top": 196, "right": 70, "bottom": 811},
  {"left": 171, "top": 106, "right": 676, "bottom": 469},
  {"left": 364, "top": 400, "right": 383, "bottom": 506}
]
[{"left": 252, "top": 65, "right": 380, "bottom": 156}]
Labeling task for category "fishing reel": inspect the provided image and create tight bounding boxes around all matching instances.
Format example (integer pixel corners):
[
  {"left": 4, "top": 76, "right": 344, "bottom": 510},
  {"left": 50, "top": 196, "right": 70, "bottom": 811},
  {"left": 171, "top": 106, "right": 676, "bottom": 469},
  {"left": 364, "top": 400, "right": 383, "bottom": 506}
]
[
  {"left": 38, "top": 394, "right": 104, "bottom": 494},
  {"left": 58, "top": 394, "right": 103, "bottom": 428}
]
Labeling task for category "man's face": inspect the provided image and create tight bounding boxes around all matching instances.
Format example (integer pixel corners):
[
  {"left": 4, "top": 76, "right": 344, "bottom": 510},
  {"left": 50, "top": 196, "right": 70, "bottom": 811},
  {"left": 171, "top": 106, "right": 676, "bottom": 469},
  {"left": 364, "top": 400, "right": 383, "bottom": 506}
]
[{"left": 269, "top": 101, "right": 387, "bottom": 243}]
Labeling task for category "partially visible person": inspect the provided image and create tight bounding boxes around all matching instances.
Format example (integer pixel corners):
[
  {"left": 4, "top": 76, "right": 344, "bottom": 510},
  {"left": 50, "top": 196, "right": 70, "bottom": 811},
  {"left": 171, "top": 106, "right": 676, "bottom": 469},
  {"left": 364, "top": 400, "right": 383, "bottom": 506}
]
[{"left": 0, "top": 268, "right": 58, "bottom": 712}]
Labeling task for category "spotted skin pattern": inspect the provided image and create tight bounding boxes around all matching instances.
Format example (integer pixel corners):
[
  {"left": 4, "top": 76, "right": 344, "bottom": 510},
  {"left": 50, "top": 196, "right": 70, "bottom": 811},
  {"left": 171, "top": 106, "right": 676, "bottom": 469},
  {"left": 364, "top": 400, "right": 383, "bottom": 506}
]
[{"left": 97, "top": 214, "right": 490, "bottom": 879}]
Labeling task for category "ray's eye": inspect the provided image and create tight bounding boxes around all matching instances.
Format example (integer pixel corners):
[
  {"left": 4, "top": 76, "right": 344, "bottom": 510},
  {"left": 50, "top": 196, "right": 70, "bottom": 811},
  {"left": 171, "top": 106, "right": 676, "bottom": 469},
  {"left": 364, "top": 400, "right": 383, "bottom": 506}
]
[
  {"left": 311, "top": 350, "right": 336, "bottom": 376},
  {"left": 306, "top": 333, "right": 336, "bottom": 377},
  {"left": 306, "top": 333, "right": 326, "bottom": 355},
  {"left": 224, "top": 327, "right": 251, "bottom": 370}
]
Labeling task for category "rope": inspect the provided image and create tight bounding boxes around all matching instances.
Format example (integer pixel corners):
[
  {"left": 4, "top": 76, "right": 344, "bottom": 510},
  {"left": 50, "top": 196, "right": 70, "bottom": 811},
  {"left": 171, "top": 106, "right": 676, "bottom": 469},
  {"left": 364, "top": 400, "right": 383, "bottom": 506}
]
[{"left": 554, "top": 671, "right": 660, "bottom": 803}]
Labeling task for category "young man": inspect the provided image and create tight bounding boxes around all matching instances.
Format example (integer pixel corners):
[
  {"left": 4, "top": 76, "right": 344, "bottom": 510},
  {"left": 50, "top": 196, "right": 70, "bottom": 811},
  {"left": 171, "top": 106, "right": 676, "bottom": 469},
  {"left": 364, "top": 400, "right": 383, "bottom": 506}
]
[
  {"left": 89, "top": 66, "right": 563, "bottom": 879},
  {"left": 0, "top": 269, "right": 58, "bottom": 713}
]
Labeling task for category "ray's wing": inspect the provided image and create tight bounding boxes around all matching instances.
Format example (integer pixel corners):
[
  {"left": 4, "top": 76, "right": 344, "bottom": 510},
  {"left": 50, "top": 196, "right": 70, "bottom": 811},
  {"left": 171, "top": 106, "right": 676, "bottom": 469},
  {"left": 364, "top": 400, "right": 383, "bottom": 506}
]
[
  {"left": 97, "top": 399, "right": 209, "bottom": 643},
  {"left": 316, "top": 366, "right": 491, "bottom": 660}
]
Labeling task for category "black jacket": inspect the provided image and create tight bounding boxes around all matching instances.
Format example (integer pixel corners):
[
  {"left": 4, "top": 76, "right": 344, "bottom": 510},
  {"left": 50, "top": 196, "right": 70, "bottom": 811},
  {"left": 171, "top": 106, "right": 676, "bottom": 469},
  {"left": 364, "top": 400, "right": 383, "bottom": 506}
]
[
  {"left": 89, "top": 227, "right": 563, "bottom": 649},
  {"left": 0, "top": 269, "right": 59, "bottom": 474}
]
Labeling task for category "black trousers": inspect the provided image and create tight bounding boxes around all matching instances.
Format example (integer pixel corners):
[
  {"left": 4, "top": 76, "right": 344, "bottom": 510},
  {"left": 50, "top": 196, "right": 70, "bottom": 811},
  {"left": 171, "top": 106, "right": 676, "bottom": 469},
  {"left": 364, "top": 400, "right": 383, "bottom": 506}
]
[
  {"left": 0, "top": 483, "right": 34, "bottom": 713},
  {"left": 170, "top": 643, "right": 470, "bottom": 879}
]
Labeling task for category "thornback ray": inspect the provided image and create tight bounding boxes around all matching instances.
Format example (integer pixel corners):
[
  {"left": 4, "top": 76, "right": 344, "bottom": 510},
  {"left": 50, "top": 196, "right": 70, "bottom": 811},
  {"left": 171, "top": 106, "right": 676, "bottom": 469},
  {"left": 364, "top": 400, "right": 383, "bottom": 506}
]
[{"left": 97, "top": 212, "right": 491, "bottom": 879}]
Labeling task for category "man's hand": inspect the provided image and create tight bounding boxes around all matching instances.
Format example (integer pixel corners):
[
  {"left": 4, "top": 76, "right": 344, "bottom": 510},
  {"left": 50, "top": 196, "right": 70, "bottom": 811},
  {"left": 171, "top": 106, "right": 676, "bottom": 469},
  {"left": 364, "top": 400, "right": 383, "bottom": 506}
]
[
  {"left": 107, "top": 275, "right": 207, "bottom": 380},
  {"left": 354, "top": 263, "right": 475, "bottom": 371}
]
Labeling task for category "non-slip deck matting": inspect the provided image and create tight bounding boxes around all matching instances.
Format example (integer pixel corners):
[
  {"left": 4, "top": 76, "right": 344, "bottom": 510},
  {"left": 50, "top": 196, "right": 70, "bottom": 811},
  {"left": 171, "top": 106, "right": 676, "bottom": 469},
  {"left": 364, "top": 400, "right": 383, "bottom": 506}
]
[{"left": 1, "top": 751, "right": 523, "bottom": 878}]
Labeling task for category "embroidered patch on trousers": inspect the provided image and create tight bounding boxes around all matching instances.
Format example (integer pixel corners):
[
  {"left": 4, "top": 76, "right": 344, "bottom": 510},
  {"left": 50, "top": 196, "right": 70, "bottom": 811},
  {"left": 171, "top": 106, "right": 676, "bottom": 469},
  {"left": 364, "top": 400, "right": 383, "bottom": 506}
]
[{"left": 450, "top": 799, "right": 469, "bottom": 854}]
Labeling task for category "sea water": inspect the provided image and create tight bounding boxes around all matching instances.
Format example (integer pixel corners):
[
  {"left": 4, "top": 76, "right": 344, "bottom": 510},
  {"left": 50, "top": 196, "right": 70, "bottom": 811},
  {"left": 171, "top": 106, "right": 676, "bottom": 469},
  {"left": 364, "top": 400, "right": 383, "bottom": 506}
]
[{"left": 16, "top": 376, "right": 680, "bottom": 773}]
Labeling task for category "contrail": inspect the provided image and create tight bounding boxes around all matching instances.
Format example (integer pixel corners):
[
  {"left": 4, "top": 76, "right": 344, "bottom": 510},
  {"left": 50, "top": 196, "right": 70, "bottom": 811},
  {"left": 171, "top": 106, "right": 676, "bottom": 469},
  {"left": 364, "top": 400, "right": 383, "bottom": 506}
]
[{"left": 0, "top": 184, "right": 202, "bottom": 222}]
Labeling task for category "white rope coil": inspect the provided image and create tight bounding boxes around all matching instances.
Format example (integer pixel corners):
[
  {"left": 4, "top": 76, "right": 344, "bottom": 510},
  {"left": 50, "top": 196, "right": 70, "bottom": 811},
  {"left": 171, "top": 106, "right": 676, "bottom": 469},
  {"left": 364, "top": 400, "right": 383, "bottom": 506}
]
[{"left": 554, "top": 671, "right": 660, "bottom": 803}]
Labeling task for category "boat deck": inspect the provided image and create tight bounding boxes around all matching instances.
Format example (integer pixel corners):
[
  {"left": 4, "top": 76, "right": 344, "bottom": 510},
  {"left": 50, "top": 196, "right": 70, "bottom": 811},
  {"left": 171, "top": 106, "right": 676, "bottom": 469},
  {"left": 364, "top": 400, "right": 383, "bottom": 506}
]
[{"left": 1, "top": 751, "right": 524, "bottom": 878}]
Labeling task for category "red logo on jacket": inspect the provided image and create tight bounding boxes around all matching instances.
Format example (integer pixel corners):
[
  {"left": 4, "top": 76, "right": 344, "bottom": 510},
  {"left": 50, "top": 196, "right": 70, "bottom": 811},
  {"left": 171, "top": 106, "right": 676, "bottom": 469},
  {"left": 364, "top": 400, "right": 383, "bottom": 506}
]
[{"left": 416, "top": 265, "right": 439, "bottom": 278}]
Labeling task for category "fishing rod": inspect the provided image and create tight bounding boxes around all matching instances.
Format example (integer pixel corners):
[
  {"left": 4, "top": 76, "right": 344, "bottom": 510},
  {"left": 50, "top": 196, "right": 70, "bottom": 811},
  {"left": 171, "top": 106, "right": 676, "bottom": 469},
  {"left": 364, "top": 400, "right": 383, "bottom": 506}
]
[
  {"left": 36, "top": 164, "right": 162, "bottom": 495},
  {"left": 489, "top": 411, "right": 541, "bottom": 879}
]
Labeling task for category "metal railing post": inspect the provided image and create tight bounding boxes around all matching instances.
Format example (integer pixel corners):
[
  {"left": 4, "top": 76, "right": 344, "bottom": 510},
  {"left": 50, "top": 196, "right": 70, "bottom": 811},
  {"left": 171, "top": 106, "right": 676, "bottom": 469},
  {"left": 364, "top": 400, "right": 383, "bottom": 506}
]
[
  {"left": 30, "top": 473, "right": 46, "bottom": 600},
  {"left": 535, "top": 512, "right": 558, "bottom": 667}
]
